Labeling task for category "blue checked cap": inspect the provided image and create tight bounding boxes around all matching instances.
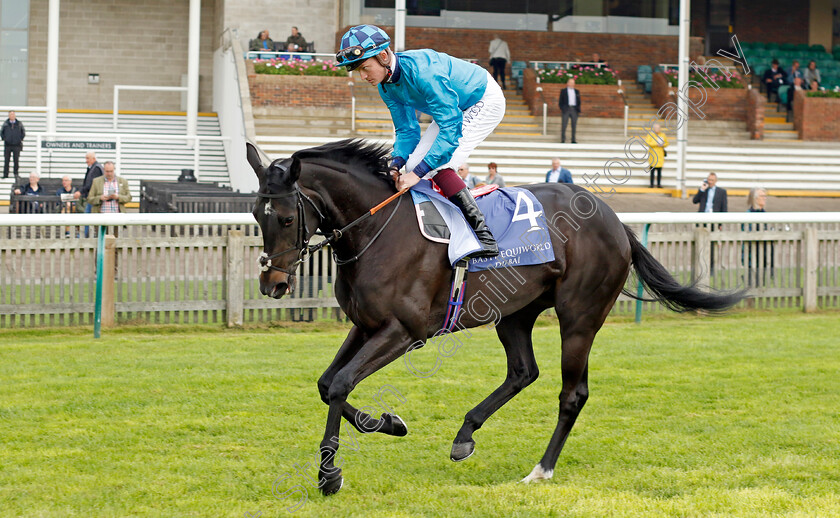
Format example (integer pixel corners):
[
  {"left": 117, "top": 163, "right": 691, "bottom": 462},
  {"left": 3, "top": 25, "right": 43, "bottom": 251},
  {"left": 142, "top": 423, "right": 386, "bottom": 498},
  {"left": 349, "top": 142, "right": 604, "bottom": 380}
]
[{"left": 337, "top": 25, "right": 390, "bottom": 69}]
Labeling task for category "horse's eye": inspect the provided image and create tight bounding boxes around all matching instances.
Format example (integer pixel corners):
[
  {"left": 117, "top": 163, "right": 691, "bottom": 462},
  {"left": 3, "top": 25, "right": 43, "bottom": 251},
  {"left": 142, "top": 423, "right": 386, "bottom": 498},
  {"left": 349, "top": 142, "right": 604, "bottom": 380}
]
[{"left": 283, "top": 216, "right": 295, "bottom": 227}]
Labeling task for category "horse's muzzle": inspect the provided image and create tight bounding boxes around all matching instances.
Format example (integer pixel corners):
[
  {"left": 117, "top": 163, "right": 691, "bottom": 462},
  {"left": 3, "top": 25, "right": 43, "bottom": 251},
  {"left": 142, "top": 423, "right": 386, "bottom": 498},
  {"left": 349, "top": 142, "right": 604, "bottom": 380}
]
[{"left": 260, "top": 272, "right": 293, "bottom": 299}]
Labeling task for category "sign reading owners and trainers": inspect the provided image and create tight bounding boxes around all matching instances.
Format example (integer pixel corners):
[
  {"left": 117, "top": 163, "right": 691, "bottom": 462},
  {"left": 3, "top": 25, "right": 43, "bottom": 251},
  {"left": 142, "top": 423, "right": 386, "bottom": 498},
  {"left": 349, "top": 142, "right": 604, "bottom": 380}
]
[{"left": 41, "top": 141, "right": 116, "bottom": 150}]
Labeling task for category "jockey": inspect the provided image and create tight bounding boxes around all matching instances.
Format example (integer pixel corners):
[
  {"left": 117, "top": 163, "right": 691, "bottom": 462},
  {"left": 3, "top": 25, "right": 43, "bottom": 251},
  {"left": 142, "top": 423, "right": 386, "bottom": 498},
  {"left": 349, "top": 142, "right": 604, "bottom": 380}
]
[{"left": 335, "top": 24, "right": 504, "bottom": 258}]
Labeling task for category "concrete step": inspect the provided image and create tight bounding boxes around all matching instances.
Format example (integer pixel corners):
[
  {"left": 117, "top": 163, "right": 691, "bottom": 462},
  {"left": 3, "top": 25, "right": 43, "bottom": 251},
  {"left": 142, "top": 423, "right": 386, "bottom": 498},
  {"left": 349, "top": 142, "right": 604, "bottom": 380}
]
[{"left": 763, "top": 129, "right": 800, "bottom": 140}]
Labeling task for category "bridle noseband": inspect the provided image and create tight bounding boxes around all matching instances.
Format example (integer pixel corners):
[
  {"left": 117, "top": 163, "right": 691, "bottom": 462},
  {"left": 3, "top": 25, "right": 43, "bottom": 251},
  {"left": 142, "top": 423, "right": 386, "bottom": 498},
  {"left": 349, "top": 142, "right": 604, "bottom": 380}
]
[{"left": 256, "top": 186, "right": 326, "bottom": 276}]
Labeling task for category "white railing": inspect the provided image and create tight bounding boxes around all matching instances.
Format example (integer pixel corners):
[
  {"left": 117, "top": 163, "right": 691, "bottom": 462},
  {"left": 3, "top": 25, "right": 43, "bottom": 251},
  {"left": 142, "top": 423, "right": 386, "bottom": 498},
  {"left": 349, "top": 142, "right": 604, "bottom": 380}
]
[
  {"left": 0, "top": 105, "right": 48, "bottom": 112},
  {"left": 245, "top": 51, "right": 338, "bottom": 61},
  {"left": 0, "top": 212, "right": 838, "bottom": 334},
  {"left": 531, "top": 61, "right": 606, "bottom": 70},
  {"left": 32, "top": 132, "right": 229, "bottom": 179},
  {"left": 113, "top": 85, "right": 188, "bottom": 129}
]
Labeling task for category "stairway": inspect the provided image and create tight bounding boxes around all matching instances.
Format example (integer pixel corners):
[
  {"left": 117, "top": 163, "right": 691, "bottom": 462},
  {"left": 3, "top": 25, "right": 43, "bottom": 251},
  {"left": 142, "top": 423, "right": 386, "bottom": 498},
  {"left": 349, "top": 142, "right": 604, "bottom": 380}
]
[{"left": 762, "top": 102, "right": 799, "bottom": 141}]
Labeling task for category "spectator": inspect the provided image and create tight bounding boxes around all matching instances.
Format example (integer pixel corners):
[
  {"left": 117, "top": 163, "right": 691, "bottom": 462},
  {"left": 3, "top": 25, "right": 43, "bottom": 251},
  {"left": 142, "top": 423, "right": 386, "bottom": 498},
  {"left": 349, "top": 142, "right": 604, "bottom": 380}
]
[
  {"left": 787, "top": 77, "right": 804, "bottom": 112},
  {"left": 80, "top": 151, "right": 104, "bottom": 214},
  {"left": 285, "top": 26, "right": 308, "bottom": 52},
  {"left": 786, "top": 60, "right": 804, "bottom": 85},
  {"left": 591, "top": 52, "right": 608, "bottom": 68},
  {"left": 56, "top": 175, "right": 79, "bottom": 213},
  {"left": 488, "top": 34, "right": 510, "bottom": 90},
  {"left": 742, "top": 187, "right": 773, "bottom": 286},
  {"left": 762, "top": 59, "right": 787, "bottom": 102},
  {"left": 13, "top": 171, "right": 43, "bottom": 213},
  {"left": 644, "top": 122, "right": 669, "bottom": 188},
  {"left": 803, "top": 60, "right": 821, "bottom": 88},
  {"left": 2, "top": 110, "right": 25, "bottom": 179},
  {"left": 485, "top": 162, "right": 505, "bottom": 187},
  {"left": 457, "top": 163, "right": 479, "bottom": 189},
  {"left": 88, "top": 161, "right": 131, "bottom": 213},
  {"left": 809, "top": 78, "right": 820, "bottom": 91},
  {"left": 545, "top": 158, "right": 573, "bottom": 184},
  {"left": 692, "top": 172, "right": 727, "bottom": 213},
  {"left": 249, "top": 30, "right": 274, "bottom": 52},
  {"left": 559, "top": 78, "right": 581, "bottom": 143}
]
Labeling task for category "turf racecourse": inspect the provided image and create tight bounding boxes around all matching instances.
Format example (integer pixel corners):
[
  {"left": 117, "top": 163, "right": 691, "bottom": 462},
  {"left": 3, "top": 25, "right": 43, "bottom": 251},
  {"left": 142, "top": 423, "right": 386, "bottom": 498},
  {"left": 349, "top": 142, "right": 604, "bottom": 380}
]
[{"left": 1, "top": 312, "right": 839, "bottom": 517}]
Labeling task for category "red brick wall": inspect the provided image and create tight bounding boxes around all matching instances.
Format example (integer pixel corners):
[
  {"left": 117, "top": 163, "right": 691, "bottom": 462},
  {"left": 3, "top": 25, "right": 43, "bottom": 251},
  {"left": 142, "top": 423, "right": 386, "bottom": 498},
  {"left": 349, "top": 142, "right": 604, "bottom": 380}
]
[
  {"left": 733, "top": 1, "right": 809, "bottom": 45},
  {"left": 521, "top": 68, "right": 623, "bottom": 118},
  {"left": 650, "top": 71, "right": 747, "bottom": 122},
  {"left": 794, "top": 90, "right": 840, "bottom": 141},
  {"left": 747, "top": 88, "right": 766, "bottom": 140},
  {"left": 246, "top": 61, "right": 350, "bottom": 108},
  {"left": 340, "top": 26, "right": 703, "bottom": 82}
]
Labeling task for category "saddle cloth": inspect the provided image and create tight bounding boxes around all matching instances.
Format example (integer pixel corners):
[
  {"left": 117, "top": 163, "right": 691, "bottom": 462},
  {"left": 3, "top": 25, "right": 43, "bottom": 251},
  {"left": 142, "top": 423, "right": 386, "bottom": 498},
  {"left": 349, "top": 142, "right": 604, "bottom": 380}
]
[{"left": 409, "top": 180, "right": 554, "bottom": 272}]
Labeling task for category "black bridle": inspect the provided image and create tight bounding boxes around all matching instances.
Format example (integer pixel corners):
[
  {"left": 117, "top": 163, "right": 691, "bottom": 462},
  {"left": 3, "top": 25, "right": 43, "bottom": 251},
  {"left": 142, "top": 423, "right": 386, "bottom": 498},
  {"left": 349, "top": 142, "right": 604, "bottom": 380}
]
[{"left": 256, "top": 184, "right": 403, "bottom": 276}]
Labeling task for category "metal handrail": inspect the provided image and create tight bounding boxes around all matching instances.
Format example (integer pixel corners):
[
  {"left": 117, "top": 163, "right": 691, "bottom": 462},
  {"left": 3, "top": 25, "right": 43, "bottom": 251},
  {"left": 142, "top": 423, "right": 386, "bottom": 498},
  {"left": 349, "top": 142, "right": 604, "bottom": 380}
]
[
  {"left": 531, "top": 61, "right": 606, "bottom": 70},
  {"left": 245, "top": 51, "right": 338, "bottom": 61},
  {"left": 535, "top": 86, "right": 547, "bottom": 136},
  {"left": 616, "top": 79, "right": 629, "bottom": 137}
]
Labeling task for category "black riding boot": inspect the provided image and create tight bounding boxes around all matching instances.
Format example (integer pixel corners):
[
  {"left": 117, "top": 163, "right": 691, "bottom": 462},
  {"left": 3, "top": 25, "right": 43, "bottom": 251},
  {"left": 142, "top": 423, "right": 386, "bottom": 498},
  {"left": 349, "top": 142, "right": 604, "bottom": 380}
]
[{"left": 448, "top": 188, "right": 499, "bottom": 258}]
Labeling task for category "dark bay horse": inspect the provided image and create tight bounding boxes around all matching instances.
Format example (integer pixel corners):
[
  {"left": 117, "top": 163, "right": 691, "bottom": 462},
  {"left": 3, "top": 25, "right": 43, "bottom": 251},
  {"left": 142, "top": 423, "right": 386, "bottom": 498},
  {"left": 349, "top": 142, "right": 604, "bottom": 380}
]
[{"left": 247, "top": 139, "right": 742, "bottom": 495}]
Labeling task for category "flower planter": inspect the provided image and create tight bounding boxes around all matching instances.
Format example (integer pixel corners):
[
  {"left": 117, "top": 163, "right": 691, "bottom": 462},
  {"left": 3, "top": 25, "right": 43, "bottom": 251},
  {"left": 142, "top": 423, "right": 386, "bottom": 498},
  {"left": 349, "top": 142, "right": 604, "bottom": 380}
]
[
  {"left": 247, "top": 60, "right": 350, "bottom": 109},
  {"left": 522, "top": 68, "right": 624, "bottom": 118},
  {"left": 651, "top": 71, "right": 748, "bottom": 122},
  {"left": 793, "top": 90, "right": 840, "bottom": 141}
]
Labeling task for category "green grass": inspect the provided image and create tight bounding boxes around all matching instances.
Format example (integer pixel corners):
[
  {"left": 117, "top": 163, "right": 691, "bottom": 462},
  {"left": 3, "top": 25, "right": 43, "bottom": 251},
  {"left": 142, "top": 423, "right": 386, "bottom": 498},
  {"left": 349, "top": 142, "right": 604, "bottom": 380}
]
[{"left": 1, "top": 312, "right": 839, "bottom": 517}]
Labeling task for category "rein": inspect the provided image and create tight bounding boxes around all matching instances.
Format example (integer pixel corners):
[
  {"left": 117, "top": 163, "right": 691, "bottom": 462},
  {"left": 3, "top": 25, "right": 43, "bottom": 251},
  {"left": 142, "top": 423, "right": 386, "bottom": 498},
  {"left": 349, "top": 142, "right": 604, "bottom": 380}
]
[{"left": 256, "top": 186, "right": 409, "bottom": 275}]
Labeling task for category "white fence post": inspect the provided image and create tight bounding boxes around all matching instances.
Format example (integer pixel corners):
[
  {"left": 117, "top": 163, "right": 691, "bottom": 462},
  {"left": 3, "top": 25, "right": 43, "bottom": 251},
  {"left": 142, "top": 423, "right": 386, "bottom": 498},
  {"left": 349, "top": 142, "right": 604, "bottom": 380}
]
[
  {"left": 226, "top": 230, "right": 245, "bottom": 326},
  {"left": 803, "top": 226, "right": 818, "bottom": 312}
]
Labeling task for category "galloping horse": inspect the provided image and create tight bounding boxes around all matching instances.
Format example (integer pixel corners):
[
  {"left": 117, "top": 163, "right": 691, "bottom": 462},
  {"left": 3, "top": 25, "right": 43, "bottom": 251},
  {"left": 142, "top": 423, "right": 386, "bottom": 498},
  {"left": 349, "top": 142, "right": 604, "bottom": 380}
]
[{"left": 248, "top": 139, "right": 742, "bottom": 495}]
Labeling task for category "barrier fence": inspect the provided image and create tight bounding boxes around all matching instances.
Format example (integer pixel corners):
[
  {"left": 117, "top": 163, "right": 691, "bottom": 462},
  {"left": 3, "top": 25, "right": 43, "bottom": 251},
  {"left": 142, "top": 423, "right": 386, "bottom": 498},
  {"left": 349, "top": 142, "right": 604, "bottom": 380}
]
[{"left": 0, "top": 213, "right": 838, "bottom": 331}]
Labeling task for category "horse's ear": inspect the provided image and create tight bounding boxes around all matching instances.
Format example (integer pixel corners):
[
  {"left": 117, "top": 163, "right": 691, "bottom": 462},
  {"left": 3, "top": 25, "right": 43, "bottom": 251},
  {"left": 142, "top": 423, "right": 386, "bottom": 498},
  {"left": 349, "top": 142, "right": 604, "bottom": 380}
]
[
  {"left": 246, "top": 142, "right": 265, "bottom": 181},
  {"left": 286, "top": 156, "right": 301, "bottom": 185}
]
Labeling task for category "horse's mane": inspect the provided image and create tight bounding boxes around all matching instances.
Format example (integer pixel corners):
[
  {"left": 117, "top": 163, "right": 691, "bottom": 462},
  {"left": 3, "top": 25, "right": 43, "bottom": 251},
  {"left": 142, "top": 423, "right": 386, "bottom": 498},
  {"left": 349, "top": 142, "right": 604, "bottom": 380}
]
[{"left": 291, "top": 139, "right": 391, "bottom": 180}]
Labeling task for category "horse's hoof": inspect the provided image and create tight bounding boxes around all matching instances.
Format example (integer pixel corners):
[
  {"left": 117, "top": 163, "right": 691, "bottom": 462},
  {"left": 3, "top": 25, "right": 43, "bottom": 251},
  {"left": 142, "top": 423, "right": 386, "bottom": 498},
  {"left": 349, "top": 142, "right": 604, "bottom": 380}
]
[
  {"left": 450, "top": 440, "right": 475, "bottom": 462},
  {"left": 520, "top": 464, "right": 554, "bottom": 483},
  {"left": 382, "top": 413, "right": 408, "bottom": 437},
  {"left": 319, "top": 470, "right": 343, "bottom": 496}
]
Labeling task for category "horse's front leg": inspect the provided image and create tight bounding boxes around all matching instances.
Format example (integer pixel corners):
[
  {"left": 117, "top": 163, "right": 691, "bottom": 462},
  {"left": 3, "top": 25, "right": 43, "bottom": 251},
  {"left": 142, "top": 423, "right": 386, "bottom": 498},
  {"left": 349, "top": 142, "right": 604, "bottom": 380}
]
[
  {"left": 318, "top": 319, "right": 415, "bottom": 495},
  {"left": 318, "top": 326, "right": 408, "bottom": 437}
]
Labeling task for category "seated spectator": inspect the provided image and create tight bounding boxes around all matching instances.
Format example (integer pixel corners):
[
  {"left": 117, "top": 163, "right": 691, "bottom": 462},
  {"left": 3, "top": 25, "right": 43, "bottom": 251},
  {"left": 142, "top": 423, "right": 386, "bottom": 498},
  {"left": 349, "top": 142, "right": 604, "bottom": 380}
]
[
  {"left": 762, "top": 60, "right": 787, "bottom": 102},
  {"left": 249, "top": 30, "right": 274, "bottom": 52},
  {"left": 545, "top": 158, "right": 573, "bottom": 184},
  {"left": 56, "top": 175, "right": 79, "bottom": 213},
  {"left": 591, "top": 52, "right": 608, "bottom": 68},
  {"left": 809, "top": 79, "right": 820, "bottom": 91},
  {"left": 457, "top": 164, "right": 479, "bottom": 189},
  {"left": 485, "top": 162, "right": 505, "bottom": 187},
  {"left": 803, "top": 60, "right": 821, "bottom": 88},
  {"left": 787, "top": 77, "right": 804, "bottom": 112},
  {"left": 786, "top": 60, "right": 804, "bottom": 85},
  {"left": 285, "top": 26, "right": 308, "bottom": 52},
  {"left": 13, "top": 171, "right": 44, "bottom": 213}
]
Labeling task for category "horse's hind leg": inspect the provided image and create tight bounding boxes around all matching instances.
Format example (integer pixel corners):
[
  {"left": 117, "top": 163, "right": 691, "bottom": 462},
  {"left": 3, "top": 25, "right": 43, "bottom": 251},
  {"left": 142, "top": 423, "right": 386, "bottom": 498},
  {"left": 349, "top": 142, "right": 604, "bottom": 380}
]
[
  {"left": 522, "top": 313, "right": 597, "bottom": 483},
  {"left": 450, "top": 304, "right": 543, "bottom": 461}
]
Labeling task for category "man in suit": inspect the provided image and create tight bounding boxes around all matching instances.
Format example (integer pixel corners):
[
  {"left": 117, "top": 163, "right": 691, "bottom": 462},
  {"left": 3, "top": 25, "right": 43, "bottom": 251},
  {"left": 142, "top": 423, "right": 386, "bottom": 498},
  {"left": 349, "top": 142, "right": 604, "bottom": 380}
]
[
  {"left": 762, "top": 59, "right": 787, "bottom": 102},
  {"left": 692, "top": 172, "right": 727, "bottom": 213},
  {"left": 88, "top": 161, "right": 131, "bottom": 213},
  {"left": 558, "top": 78, "right": 581, "bottom": 143},
  {"left": 545, "top": 157, "right": 573, "bottom": 184}
]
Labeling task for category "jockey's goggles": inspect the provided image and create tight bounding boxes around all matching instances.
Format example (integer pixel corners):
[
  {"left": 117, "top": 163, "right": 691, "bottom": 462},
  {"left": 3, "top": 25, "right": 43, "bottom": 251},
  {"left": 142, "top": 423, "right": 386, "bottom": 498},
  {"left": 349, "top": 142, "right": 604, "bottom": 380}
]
[{"left": 336, "top": 45, "right": 378, "bottom": 70}]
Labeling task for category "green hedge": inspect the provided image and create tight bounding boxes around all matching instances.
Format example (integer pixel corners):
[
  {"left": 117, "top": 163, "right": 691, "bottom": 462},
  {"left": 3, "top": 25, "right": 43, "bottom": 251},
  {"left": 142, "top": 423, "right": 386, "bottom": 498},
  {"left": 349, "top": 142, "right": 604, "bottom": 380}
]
[{"left": 536, "top": 66, "right": 619, "bottom": 85}]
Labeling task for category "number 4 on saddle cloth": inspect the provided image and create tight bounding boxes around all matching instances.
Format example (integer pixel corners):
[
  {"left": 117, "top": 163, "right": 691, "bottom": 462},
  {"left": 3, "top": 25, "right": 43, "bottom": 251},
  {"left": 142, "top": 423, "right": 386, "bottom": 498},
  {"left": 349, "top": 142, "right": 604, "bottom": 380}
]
[
  {"left": 409, "top": 180, "right": 555, "bottom": 272},
  {"left": 410, "top": 180, "right": 555, "bottom": 334}
]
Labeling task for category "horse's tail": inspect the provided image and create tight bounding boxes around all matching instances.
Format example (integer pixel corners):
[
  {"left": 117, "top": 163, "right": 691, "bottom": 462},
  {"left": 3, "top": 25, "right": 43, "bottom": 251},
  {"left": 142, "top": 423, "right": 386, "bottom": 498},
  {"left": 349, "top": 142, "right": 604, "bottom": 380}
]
[{"left": 623, "top": 224, "right": 745, "bottom": 313}]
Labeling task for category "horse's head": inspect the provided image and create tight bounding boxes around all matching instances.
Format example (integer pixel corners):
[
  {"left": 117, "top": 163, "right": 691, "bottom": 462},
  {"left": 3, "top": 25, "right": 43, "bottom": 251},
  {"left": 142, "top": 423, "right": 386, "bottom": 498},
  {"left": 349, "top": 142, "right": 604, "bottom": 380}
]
[{"left": 248, "top": 142, "right": 305, "bottom": 299}]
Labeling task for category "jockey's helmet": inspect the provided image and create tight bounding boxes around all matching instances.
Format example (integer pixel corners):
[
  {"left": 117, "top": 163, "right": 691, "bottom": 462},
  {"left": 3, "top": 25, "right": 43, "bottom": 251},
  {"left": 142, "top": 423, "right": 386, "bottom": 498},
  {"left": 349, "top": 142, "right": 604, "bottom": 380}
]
[{"left": 336, "top": 25, "right": 391, "bottom": 71}]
